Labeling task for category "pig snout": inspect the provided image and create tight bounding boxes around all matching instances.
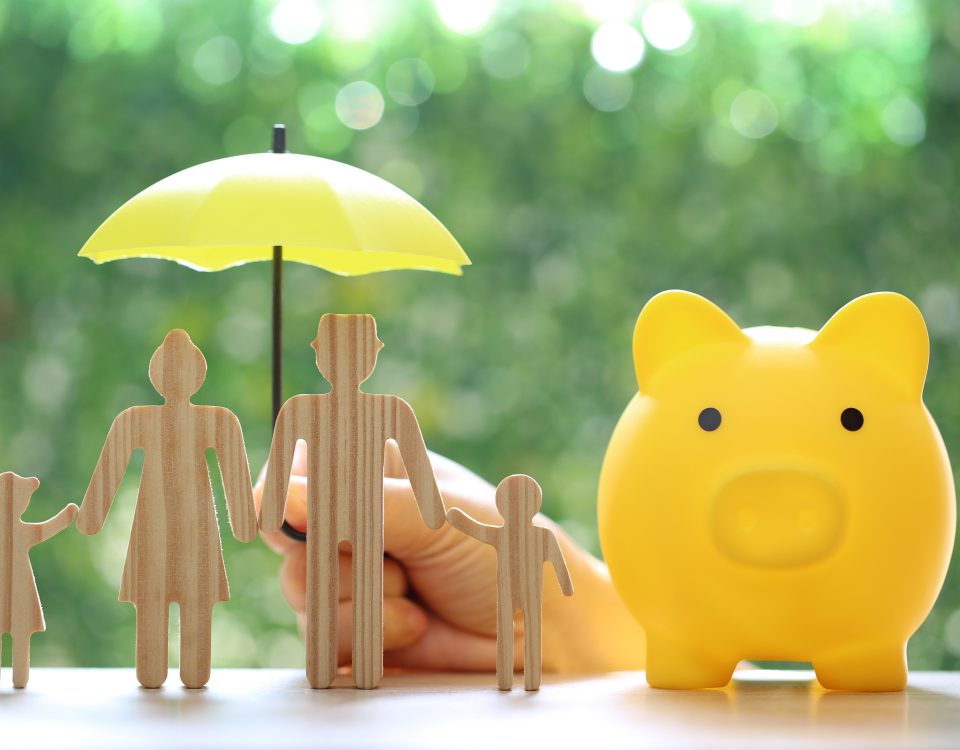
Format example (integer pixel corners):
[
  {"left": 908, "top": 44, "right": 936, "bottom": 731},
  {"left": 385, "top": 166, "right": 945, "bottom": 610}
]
[{"left": 709, "top": 469, "right": 846, "bottom": 568}]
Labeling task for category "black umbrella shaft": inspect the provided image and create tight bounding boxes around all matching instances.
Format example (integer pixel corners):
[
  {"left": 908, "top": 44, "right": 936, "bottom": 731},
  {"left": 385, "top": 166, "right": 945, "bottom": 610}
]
[{"left": 272, "top": 245, "right": 283, "bottom": 426}]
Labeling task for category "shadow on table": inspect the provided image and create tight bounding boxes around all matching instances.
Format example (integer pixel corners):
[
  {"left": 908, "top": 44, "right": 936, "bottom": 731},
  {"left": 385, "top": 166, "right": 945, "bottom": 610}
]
[{"left": 621, "top": 669, "right": 960, "bottom": 745}]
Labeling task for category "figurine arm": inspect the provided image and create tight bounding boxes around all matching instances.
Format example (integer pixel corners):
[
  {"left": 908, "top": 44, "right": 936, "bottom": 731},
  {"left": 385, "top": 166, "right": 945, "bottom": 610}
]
[
  {"left": 27, "top": 503, "right": 79, "bottom": 547},
  {"left": 544, "top": 530, "right": 574, "bottom": 597},
  {"left": 77, "top": 409, "right": 137, "bottom": 535},
  {"left": 260, "top": 399, "right": 298, "bottom": 534},
  {"left": 445, "top": 508, "right": 499, "bottom": 547},
  {"left": 394, "top": 399, "right": 445, "bottom": 529},
  {"left": 214, "top": 409, "right": 257, "bottom": 543}
]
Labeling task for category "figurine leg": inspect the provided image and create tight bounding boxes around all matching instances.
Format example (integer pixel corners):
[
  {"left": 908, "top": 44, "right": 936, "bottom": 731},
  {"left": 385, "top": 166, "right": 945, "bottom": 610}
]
[
  {"left": 523, "top": 604, "right": 542, "bottom": 692},
  {"left": 352, "top": 538, "right": 383, "bottom": 690},
  {"left": 497, "top": 603, "right": 515, "bottom": 691},
  {"left": 813, "top": 642, "right": 907, "bottom": 692},
  {"left": 645, "top": 633, "right": 737, "bottom": 689},
  {"left": 305, "top": 535, "right": 338, "bottom": 689},
  {"left": 135, "top": 602, "right": 170, "bottom": 689},
  {"left": 179, "top": 602, "right": 213, "bottom": 689},
  {"left": 12, "top": 634, "right": 31, "bottom": 689}
]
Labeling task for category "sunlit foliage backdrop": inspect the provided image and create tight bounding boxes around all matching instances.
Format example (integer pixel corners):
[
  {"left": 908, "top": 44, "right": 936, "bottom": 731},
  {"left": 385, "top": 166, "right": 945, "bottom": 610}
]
[{"left": 0, "top": 0, "right": 958, "bottom": 669}]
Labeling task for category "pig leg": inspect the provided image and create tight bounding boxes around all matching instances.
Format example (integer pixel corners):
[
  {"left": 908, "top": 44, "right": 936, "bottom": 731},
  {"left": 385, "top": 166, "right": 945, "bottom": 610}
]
[
  {"left": 813, "top": 642, "right": 907, "bottom": 692},
  {"left": 645, "top": 633, "right": 737, "bottom": 689}
]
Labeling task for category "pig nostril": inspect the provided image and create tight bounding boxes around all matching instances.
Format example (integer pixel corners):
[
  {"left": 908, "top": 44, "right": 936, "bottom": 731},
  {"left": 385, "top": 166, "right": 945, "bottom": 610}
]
[{"left": 736, "top": 506, "right": 758, "bottom": 532}]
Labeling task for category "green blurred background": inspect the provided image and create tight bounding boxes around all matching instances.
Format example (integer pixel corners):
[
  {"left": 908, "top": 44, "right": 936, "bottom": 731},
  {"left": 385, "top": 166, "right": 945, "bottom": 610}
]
[{"left": 0, "top": 0, "right": 958, "bottom": 670}]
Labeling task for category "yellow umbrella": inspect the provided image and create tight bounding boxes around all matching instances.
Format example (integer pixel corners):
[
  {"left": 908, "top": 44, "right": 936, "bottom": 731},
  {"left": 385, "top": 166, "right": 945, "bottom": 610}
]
[{"left": 79, "top": 124, "right": 470, "bottom": 539}]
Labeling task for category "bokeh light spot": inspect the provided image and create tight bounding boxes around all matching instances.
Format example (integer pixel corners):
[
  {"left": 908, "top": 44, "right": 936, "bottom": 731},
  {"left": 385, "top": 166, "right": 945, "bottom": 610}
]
[
  {"left": 192, "top": 36, "right": 242, "bottom": 86},
  {"left": 386, "top": 59, "right": 436, "bottom": 106},
  {"left": 269, "top": 0, "right": 324, "bottom": 45},
  {"left": 771, "top": 0, "right": 824, "bottom": 27},
  {"left": 583, "top": 67, "right": 634, "bottom": 111},
  {"left": 580, "top": 0, "right": 639, "bottom": 23},
  {"left": 703, "top": 123, "right": 756, "bottom": 166},
  {"left": 730, "top": 89, "right": 779, "bottom": 139},
  {"left": 641, "top": 2, "right": 694, "bottom": 52},
  {"left": 335, "top": 81, "right": 385, "bottom": 130},
  {"left": 434, "top": 0, "right": 497, "bottom": 35},
  {"left": 881, "top": 95, "right": 926, "bottom": 146},
  {"left": 591, "top": 22, "right": 645, "bottom": 72},
  {"left": 481, "top": 31, "right": 531, "bottom": 79},
  {"left": 782, "top": 96, "right": 828, "bottom": 143}
]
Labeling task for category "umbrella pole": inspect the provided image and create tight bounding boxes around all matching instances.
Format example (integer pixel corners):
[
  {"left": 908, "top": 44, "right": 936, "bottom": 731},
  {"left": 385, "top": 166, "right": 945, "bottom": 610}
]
[
  {"left": 273, "top": 244, "right": 305, "bottom": 543},
  {"left": 272, "top": 244, "right": 283, "bottom": 426},
  {"left": 270, "top": 123, "right": 304, "bottom": 542}
]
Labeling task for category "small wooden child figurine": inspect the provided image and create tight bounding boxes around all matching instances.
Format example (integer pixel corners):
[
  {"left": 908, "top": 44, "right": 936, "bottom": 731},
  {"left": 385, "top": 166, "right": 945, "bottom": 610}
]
[
  {"left": 0, "top": 473, "right": 78, "bottom": 688},
  {"left": 446, "top": 475, "right": 574, "bottom": 691},
  {"left": 78, "top": 329, "right": 258, "bottom": 689}
]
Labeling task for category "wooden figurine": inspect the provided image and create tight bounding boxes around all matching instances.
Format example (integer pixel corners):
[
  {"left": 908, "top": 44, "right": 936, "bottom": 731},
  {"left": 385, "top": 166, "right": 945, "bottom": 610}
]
[
  {"left": 260, "top": 314, "right": 445, "bottom": 690},
  {"left": 0, "top": 473, "right": 77, "bottom": 688},
  {"left": 446, "top": 475, "right": 574, "bottom": 691},
  {"left": 77, "top": 329, "right": 258, "bottom": 689}
]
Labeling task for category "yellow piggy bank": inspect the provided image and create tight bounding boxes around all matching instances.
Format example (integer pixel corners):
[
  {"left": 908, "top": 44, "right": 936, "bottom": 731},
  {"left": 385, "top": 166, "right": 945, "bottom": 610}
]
[{"left": 598, "top": 290, "right": 955, "bottom": 691}]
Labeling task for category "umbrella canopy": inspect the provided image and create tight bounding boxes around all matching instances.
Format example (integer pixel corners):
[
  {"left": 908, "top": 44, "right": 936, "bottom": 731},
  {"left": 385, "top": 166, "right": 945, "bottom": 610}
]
[
  {"left": 78, "top": 126, "right": 469, "bottom": 542},
  {"left": 79, "top": 151, "right": 470, "bottom": 275}
]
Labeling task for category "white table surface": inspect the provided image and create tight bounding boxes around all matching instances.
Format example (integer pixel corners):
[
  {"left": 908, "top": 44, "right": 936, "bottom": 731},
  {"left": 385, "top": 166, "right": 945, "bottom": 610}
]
[{"left": 2, "top": 669, "right": 959, "bottom": 749}]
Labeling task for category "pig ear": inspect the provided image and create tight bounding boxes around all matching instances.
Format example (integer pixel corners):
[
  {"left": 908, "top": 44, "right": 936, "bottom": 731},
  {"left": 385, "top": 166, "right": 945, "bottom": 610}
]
[
  {"left": 811, "top": 292, "right": 929, "bottom": 398},
  {"left": 633, "top": 290, "right": 747, "bottom": 390}
]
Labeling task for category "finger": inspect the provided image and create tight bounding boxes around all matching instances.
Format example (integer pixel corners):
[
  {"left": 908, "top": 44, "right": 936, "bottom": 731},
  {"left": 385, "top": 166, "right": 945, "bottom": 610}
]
[
  {"left": 291, "top": 438, "right": 308, "bottom": 475},
  {"left": 383, "top": 439, "right": 408, "bottom": 479},
  {"left": 297, "top": 596, "right": 429, "bottom": 667},
  {"left": 382, "top": 476, "right": 502, "bottom": 562},
  {"left": 281, "top": 548, "right": 408, "bottom": 614},
  {"left": 383, "top": 612, "right": 504, "bottom": 672},
  {"left": 255, "top": 473, "right": 309, "bottom": 555},
  {"left": 383, "top": 441, "right": 492, "bottom": 491},
  {"left": 381, "top": 476, "right": 459, "bottom": 564}
]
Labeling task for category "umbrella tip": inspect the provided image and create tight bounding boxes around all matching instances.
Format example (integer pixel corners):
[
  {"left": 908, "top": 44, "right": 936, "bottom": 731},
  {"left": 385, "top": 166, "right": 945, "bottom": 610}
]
[{"left": 272, "top": 123, "right": 287, "bottom": 153}]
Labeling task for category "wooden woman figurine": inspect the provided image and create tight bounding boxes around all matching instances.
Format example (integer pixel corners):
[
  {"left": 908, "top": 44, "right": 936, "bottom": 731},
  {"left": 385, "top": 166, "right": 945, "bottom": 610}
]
[
  {"left": 261, "top": 314, "right": 445, "bottom": 690},
  {"left": 77, "top": 329, "right": 258, "bottom": 689},
  {"left": 446, "top": 475, "right": 574, "bottom": 691},
  {"left": 0, "top": 473, "right": 77, "bottom": 688}
]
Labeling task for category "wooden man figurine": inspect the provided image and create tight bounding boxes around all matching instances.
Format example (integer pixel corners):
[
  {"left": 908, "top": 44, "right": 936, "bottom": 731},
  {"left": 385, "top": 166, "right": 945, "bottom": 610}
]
[
  {"left": 0, "top": 473, "right": 77, "bottom": 688},
  {"left": 260, "top": 314, "right": 445, "bottom": 690},
  {"left": 77, "top": 329, "right": 258, "bottom": 689},
  {"left": 446, "top": 475, "right": 574, "bottom": 691}
]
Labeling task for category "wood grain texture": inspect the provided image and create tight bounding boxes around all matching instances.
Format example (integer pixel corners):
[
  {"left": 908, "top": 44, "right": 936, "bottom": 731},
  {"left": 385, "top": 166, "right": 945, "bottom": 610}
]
[
  {"left": 77, "top": 329, "right": 258, "bottom": 689},
  {"left": 0, "top": 473, "right": 77, "bottom": 688},
  {"left": 446, "top": 475, "right": 574, "bottom": 691},
  {"left": 260, "top": 314, "right": 445, "bottom": 690}
]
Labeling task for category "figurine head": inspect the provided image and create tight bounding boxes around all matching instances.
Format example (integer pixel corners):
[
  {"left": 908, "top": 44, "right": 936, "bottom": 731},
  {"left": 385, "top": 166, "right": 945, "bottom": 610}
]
[
  {"left": 311, "top": 314, "right": 383, "bottom": 388},
  {"left": 148, "top": 329, "right": 207, "bottom": 402},
  {"left": 495, "top": 474, "right": 543, "bottom": 521},
  {"left": 0, "top": 472, "right": 40, "bottom": 517}
]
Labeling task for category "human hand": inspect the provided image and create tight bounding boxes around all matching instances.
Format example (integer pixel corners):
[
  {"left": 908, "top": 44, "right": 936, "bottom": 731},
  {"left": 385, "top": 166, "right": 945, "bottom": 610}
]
[{"left": 254, "top": 441, "right": 646, "bottom": 673}]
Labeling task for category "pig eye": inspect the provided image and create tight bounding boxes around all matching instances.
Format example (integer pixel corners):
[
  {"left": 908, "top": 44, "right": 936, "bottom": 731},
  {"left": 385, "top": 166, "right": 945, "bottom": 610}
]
[
  {"left": 841, "top": 407, "right": 864, "bottom": 432},
  {"left": 698, "top": 407, "right": 722, "bottom": 432}
]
